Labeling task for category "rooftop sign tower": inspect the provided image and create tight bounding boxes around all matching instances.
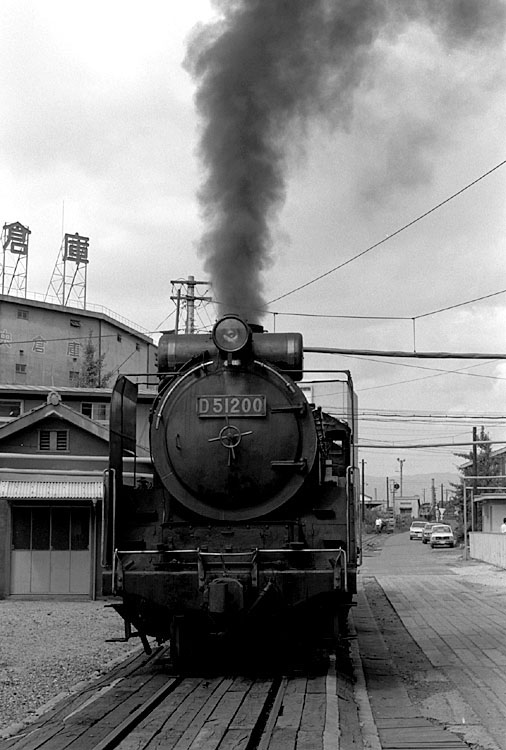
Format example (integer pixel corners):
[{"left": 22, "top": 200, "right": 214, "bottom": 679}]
[
  {"left": 1, "top": 221, "right": 30, "bottom": 297},
  {"left": 46, "top": 232, "right": 89, "bottom": 308}
]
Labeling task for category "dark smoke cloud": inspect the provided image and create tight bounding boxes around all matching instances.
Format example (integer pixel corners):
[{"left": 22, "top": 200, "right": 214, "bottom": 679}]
[{"left": 185, "top": 0, "right": 506, "bottom": 323}]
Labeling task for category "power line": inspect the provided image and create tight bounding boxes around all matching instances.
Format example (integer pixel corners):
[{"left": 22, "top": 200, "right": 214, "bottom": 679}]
[
  {"left": 0, "top": 333, "right": 120, "bottom": 346},
  {"left": 268, "top": 284, "right": 506, "bottom": 324},
  {"left": 414, "top": 287, "right": 506, "bottom": 320},
  {"left": 268, "top": 157, "right": 506, "bottom": 305}
]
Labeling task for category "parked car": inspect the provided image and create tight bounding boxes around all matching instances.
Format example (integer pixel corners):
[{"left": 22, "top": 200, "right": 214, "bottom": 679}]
[
  {"left": 409, "top": 520, "right": 426, "bottom": 540},
  {"left": 430, "top": 524, "right": 455, "bottom": 549},
  {"left": 422, "top": 522, "right": 439, "bottom": 543}
]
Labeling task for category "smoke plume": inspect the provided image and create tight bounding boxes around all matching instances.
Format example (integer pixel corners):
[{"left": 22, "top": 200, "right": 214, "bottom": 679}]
[{"left": 185, "top": 0, "right": 506, "bottom": 323}]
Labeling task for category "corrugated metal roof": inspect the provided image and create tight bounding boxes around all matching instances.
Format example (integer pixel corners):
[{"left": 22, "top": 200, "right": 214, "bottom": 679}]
[{"left": 0, "top": 480, "right": 103, "bottom": 500}]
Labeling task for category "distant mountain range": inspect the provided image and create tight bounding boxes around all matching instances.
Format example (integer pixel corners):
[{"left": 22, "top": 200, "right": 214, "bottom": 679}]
[{"left": 364, "top": 472, "right": 460, "bottom": 504}]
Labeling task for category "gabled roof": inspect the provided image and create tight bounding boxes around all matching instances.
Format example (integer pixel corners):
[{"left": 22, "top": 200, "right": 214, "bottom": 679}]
[{"left": 0, "top": 400, "right": 109, "bottom": 443}]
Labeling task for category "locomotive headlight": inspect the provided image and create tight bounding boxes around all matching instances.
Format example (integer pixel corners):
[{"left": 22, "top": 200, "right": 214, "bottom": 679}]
[{"left": 213, "top": 315, "right": 251, "bottom": 354}]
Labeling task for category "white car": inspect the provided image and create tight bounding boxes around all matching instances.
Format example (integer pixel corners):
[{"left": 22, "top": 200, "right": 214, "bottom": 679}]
[
  {"left": 430, "top": 524, "right": 455, "bottom": 548},
  {"left": 409, "top": 520, "right": 426, "bottom": 540}
]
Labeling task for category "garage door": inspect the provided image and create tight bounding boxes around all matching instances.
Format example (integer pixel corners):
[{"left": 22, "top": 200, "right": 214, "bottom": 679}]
[{"left": 11, "top": 506, "right": 91, "bottom": 596}]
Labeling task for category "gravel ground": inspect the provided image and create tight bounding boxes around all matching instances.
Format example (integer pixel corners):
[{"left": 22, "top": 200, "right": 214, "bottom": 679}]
[{"left": 0, "top": 599, "right": 144, "bottom": 737}]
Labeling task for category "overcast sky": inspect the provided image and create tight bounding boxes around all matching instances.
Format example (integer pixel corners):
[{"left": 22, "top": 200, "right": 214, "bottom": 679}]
[{"left": 1, "top": 1, "right": 506, "bottom": 495}]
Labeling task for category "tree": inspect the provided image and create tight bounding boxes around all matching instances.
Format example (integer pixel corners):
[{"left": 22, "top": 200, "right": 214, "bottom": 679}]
[
  {"left": 79, "top": 332, "right": 112, "bottom": 388},
  {"left": 455, "top": 426, "right": 500, "bottom": 484},
  {"left": 452, "top": 426, "right": 500, "bottom": 532}
]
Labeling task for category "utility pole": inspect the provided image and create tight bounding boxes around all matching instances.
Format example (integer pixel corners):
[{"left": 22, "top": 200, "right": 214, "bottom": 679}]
[
  {"left": 386, "top": 476, "right": 390, "bottom": 509},
  {"left": 361, "top": 459, "right": 366, "bottom": 522},
  {"left": 472, "top": 426, "right": 478, "bottom": 531},
  {"left": 170, "top": 275, "right": 212, "bottom": 334},
  {"left": 397, "top": 458, "right": 405, "bottom": 495}
]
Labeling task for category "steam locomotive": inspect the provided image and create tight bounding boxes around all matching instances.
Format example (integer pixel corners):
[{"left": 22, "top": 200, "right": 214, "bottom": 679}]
[{"left": 103, "top": 315, "right": 359, "bottom": 666}]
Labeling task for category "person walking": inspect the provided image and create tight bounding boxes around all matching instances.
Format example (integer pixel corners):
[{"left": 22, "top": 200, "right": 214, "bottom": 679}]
[{"left": 501, "top": 517, "right": 506, "bottom": 534}]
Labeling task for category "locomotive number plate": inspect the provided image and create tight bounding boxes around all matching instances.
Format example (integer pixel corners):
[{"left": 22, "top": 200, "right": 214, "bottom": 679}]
[{"left": 197, "top": 395, "right": 266, "bottom": 417}]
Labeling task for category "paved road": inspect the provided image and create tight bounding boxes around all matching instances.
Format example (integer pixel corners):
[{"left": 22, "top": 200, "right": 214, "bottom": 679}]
[{"left": 355, "top": 531, "right": 506, "bottom": 750}]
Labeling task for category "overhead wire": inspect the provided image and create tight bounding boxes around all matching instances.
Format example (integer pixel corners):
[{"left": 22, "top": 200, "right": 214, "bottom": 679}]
[{"left": 267, "top": 157, "right": 506, "bottom": 305}]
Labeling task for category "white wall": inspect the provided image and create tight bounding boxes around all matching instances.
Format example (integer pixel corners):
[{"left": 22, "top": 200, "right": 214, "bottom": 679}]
[{"left": 469, "top": 532, "right": 506, "bottom": 568}]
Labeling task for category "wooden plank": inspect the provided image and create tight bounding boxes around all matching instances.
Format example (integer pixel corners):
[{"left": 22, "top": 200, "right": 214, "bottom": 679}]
[
  {"left": 144, "top": 678, "right": 228, "bottom": 749},
  {"left": 170, "top": 678, "right": 234, "bottom": 750},
  {"left": 229, "top": 694, "right": 269, "bottom": 729},
  {"left": 57, "top": 673, "right": 174, "bottom": 750},
  {"left": 111, "top": 678, "right": 203, "bottom": 750},
  {"left": 184, "top": 680, "right": 256, "bottom": 750},
  {"left": 306, "top": 675, "right": 327, "bottom": 694},
  {"left": 275, "top": 693, "right": 304, "bottom": 729},
  {"left": 9, "top": 673, "right": 167, "bottom": 750},
  {"left": 284, "top": 677, "right": 307, "bottom": 694},
  {"left": 186, "top": 723, "right": 230, "bottom": 750},
  {"left": 216, "top": 727, "right": 254, "bottom": 750},
  {"left": 91, "top": 676, "right": 182, "bottom": 750},
  {"left": 300, "top": 693, "right": 326, "bottom": 730},
  {"left": 296, "top": 730, "right": 323, "bottom": 750},
  {"left": 268, "top": 727, "right": 297, "bottom": 750},
  {"left": 206, "top": 689, "right": 250, "bottom": 722}
]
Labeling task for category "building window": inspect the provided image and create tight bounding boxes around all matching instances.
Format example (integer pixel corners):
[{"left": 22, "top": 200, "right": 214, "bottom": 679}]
[
  {"left": 136, "top": 342, "right": 140, "bottom": 351},
  {"left": 69, "top": 370, "right": 80, "bottom": 385},
  {"left": 67, "top": 341, "right": 80, "bottom": 357},
  {"left": 70, "top": 318, "right": 81, "bottom": 328},
  {"left": 0, "top": 400, "right": 22, "bottom": 418},
  {"left": 15, "top": 363, "right": 27, "bottom": 374},
  {"left": 117, "top": 334, "right": 122, "bottom": 342},
  {"left": 81, "top": 402, "right": 108, "bottom": 421},
  {"left": 17, "top": 309, "right": 29, "bottom": 320},
  {"left": 39, "top": 429, "right": 69, "bottom": 452},
  {"left": 81, "top": 402, "right": 93, "bottom": 418}
]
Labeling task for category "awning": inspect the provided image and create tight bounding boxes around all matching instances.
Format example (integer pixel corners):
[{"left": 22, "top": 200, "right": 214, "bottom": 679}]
[
  {"left": 473, "top": 493, "right": 506, "bottom": 503},
  {"left": 0, "top": 480, "right": 103, "bottom": 501}
]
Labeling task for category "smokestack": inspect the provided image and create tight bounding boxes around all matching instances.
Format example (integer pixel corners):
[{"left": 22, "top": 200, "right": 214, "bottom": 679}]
[{"left": 185, "top": 0, "right": 506, "bottom": 323}]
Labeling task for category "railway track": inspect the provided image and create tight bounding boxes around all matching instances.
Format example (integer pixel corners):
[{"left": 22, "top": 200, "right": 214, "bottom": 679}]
[{"left": 1, "top": 647, "right": 342, "bottom": 750}]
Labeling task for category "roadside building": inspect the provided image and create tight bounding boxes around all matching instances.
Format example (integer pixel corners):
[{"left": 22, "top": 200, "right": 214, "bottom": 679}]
[
  {"left": 392, "top": 495, "right": 420, "bottom": 520},
  {"left": 472, "top": 492, "right": 506, "bottom": 533},
  {"left": 0, "top": 292, "right": 158, "bottom": 599},
  {"left": 0, "top": 389, "right": 154, "bottom": 599}
]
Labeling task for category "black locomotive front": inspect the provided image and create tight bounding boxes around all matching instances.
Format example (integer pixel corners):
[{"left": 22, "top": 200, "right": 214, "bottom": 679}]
[
  {"left": 104, "top": 315, "right": 358, "bottom": 664},
  {"left": 151, "top": 315, "right": 317, "bottom": 520}
]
